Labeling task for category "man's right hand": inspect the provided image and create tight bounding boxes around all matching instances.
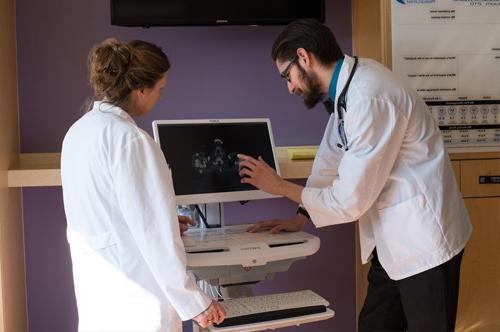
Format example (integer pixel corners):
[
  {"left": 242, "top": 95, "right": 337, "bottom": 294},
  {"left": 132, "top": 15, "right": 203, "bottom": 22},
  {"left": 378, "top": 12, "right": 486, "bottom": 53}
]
[
  {"left": 247, "top": 214, "right": 307, "bottom": 234},
  {"left": 193, "top": 300, "right": 225, "bottom": 328}
]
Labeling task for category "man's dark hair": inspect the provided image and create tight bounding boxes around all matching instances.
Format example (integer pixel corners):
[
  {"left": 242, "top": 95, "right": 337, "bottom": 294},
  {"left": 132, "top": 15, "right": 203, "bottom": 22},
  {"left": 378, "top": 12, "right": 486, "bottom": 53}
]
[{"left": 271, "top": 19, "right": 343, "bottom": 66}]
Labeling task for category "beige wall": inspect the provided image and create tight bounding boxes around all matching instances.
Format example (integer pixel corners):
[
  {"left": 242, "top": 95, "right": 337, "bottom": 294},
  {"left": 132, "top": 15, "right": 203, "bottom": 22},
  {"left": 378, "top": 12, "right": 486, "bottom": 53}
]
[{"left": 0, "top": 0, "right": 28, "bottom": 330}]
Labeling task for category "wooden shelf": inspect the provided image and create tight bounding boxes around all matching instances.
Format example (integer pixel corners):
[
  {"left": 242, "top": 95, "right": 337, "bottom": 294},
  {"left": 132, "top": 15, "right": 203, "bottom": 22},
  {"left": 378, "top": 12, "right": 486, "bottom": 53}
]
[
  {"left": 8, "top": 153, "right": 61, "bottom": 187},
  {"left": 275, "top": 146, "right": 315, "bottom": 179},
  {"left": 7, "top": 148, "right": 499, "bottom": 188},
  {"left": 7, "top": 147, "right": 317, "bottom": 187}
]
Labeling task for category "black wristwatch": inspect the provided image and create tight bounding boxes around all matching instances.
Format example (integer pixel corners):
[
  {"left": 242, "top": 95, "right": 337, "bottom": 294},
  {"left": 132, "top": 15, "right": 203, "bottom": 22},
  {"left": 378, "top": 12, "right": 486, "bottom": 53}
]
[{"left": 296, "top": 206, "right": 310, "bottom": 219}]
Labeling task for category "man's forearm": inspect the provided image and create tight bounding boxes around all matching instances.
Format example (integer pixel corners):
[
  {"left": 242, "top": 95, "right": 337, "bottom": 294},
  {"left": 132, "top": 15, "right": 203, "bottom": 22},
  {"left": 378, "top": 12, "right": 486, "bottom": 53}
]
[{"left": 278, "top": 180, "right": 304, "bottom": 204}]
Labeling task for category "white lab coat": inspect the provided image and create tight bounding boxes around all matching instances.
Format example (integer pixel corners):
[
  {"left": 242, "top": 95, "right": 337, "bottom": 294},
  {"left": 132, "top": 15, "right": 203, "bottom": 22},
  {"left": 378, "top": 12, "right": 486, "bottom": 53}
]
[
  {"left": 61, "top": 101, "right": 211, "bottom": 331},
  {"left": 301, "top": 55, "right": 472, "bottom": 280}
]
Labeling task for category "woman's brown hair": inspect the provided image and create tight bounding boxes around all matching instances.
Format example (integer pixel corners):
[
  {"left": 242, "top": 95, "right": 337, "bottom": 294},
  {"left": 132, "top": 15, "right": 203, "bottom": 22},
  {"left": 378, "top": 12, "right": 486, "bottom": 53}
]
[{"left": 87, "top": 38, "right": 170, "bottom": 110}]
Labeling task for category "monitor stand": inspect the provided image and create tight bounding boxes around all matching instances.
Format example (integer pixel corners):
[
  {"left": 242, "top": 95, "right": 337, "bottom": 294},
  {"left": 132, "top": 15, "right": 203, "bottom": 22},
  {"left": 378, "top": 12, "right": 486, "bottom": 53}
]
[
  {"left": 178, "top": 203, "right": 224, "bottom": 229},
  {"left": 182, "top": 203, "right": 328, "bottom": 331}
]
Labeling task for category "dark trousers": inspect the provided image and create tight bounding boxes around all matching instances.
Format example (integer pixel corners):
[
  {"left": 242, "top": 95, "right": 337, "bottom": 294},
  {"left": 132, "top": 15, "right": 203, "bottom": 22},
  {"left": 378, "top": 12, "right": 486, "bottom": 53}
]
[{"left": 358, "top": 249, "right": 464, "bottom": 332}]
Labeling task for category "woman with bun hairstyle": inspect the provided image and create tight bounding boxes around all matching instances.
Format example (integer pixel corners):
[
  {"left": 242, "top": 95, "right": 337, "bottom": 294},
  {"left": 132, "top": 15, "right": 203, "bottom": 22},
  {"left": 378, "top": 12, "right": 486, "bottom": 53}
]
[{"left": 61, "top": 39, "right": 224, "bottom": 331}]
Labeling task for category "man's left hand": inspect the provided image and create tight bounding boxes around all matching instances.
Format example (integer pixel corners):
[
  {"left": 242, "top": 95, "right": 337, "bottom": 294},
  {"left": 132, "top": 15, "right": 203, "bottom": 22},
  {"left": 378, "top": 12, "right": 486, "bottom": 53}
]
[{"left": 247, "top": 214, "right": 308, "bottom": 234}]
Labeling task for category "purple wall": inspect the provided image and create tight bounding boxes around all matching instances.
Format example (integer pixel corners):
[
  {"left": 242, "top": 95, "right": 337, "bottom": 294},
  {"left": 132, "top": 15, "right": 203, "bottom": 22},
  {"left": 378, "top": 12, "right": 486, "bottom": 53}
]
[{"left": 17, "top": 0, "right": 355, "bottom": 331}]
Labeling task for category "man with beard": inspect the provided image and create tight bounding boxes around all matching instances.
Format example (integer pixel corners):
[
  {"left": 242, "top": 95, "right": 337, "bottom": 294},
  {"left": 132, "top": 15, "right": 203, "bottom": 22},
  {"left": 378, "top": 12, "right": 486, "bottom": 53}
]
[{"left": 238, "top": 19, "right": 472, "bottom": 332}]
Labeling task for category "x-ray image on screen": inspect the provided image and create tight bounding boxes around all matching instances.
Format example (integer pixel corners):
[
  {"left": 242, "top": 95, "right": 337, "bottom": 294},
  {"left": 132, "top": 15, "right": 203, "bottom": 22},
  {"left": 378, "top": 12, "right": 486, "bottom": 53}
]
[
  {"left": 154, "top": 120, "right": 279, "bottom": 204},
  {"left": 192, "top": 138, "right": 240, "bottom": 175}
]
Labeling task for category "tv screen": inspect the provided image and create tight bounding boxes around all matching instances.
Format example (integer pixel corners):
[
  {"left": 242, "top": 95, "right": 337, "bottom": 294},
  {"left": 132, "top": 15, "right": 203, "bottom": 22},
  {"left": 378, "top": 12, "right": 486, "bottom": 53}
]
[{"left": 111, "top": 0, "right": 325, "bottom": 26}]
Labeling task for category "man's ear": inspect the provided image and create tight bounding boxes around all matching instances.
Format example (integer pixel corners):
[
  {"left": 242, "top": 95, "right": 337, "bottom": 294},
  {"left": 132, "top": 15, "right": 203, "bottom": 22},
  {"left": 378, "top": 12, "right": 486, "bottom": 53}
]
[{"left": 296, "top": 47, "right": 312, "bottom": 68}]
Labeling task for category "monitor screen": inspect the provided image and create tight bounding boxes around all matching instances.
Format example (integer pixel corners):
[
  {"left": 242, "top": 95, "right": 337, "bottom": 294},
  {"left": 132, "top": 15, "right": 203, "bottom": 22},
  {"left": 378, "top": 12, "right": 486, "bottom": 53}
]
[
  {"left": 153, "top": 119, "right": 280, "bottom": 204},
  {"left": 111, "top": 0, "right": 325, "bottom": 26}
]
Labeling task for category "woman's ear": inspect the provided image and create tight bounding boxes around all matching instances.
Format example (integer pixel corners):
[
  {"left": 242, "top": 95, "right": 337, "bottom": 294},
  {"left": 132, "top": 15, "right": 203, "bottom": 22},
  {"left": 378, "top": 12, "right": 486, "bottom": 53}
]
[
  {"left": 131, "top": 88, "right": 146, "bottom": 103},
  {"left": 135, "top": 88, "right": 145, "bottom": 98},
  {"left": 127, "top": 88, "right": 141, "bottom": 107}
]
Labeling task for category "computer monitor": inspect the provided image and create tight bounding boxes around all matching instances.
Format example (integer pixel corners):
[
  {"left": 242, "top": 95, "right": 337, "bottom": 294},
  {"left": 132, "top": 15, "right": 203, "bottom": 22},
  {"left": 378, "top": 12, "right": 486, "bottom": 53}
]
[{"left": 152, "top": 118, "right": 281, "bottom": 205}]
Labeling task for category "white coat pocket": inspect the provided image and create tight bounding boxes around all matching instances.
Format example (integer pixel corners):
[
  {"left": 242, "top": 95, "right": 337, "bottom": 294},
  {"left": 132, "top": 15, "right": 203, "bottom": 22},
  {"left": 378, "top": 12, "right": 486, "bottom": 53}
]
[
  {"left": 80, "top": 232, "right": 118, "bottom": 254},
  {"left": 374, "top": 195, "right": 443, "bottom": 264},
  {"left": 67, "top": 230, "right": 120, "bottom": 267}
]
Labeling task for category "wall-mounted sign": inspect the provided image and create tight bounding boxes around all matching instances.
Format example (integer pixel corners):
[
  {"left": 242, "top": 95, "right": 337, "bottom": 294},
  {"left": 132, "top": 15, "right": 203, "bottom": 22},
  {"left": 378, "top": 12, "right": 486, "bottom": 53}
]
[{"left": 392, "top": 0, "right": 500, "bottom": 149}]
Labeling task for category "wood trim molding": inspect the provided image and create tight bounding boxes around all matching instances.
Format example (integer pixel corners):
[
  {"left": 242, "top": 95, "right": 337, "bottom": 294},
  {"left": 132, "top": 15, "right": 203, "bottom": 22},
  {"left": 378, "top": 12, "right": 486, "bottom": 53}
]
[
  {"left": 380, "top": 0, "right": 392, "bottom": 68},
  {"left": 0, "top": 0, "right": 28, "bottom": 330},
  {"left": 352, "top": 0, "right": 383, "bottom": 62}
]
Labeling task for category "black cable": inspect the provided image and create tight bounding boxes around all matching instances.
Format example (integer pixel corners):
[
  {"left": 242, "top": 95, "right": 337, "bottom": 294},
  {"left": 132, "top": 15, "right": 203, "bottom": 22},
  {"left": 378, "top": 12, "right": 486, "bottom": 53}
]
[{"left": 194, "top": 204, "right": 209, "bottom": 228}]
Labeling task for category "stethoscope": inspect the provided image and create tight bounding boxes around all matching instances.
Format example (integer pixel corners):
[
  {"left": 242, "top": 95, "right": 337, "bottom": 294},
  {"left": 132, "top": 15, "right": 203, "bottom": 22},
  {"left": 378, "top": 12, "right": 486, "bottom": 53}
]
[{"left": 324, "top": 56, "right": 359, "bottom": 152}]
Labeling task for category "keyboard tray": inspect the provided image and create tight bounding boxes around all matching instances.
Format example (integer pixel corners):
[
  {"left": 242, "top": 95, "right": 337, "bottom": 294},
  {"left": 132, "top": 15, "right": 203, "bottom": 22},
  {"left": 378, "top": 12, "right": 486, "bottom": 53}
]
[
  {"left": 216, "top": 305, "right": 326, "bottom": 328},
  {"left": 209, "top": 308, "right": 335, "bottom": 332}
]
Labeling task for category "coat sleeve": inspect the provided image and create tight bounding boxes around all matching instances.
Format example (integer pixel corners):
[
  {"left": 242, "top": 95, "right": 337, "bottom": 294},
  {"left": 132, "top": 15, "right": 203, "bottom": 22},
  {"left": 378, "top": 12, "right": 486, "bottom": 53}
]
[
  {"left": 301, "top": 97, "right": 409, "bottom": 227},
  {"left": 111, "top": 132, "right": 211, "bottom": 321}
]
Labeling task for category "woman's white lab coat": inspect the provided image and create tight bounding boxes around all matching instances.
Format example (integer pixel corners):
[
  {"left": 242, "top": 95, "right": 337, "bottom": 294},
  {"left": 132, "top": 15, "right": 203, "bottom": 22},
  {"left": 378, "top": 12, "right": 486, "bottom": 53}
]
[
  {"left": 61, "top": 101, "right": 211, "bottom": 331},
  {"left": 301, "top": 55, "right": 472, "bottom": 280}
]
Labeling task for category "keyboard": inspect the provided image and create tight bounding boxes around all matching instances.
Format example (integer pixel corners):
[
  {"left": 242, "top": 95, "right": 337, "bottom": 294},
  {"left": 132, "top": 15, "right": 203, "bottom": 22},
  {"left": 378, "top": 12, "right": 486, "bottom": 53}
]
[{"left": 215, "top": 290, "right": 329, "bottom": 328}]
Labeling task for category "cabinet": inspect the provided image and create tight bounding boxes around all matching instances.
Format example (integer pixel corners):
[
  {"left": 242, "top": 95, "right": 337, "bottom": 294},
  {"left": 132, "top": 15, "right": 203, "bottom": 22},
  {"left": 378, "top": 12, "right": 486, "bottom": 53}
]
[
  {"left": 457, "top": 197, "right": 500, "bottom": 332},
  {"left": 456, "top": 160, "right": 500, "bottom": 332}
]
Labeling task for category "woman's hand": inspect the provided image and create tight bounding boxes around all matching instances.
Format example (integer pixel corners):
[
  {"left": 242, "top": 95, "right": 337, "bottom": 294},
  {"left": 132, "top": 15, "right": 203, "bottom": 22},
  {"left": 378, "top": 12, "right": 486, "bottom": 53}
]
[
  {"left": 193, "top": 300, "right": 225, "bottom": 328},
  {"left": 178, "top": 215, "right": 196, "bottom": 235}
]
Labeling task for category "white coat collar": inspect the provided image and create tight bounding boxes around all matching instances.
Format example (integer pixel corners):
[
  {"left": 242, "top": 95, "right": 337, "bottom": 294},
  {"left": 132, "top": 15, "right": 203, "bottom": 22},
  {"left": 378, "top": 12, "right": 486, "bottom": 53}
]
[{"left": 91, "top": 101, "right": 137, "bottom": 125}]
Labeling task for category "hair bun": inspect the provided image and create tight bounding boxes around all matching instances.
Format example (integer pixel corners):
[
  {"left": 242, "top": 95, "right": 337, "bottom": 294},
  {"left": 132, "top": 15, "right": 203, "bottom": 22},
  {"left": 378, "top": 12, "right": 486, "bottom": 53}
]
[{"left": 91, "top": 38, "right": 132, "bottom": 78}]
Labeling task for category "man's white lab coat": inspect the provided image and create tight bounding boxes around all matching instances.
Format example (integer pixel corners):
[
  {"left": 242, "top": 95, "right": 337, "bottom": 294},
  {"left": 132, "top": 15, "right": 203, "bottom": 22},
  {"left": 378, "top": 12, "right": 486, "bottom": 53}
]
[
  {"left": 301, "top": 55, "right": 472, "bottom": 280},
  {"left": 61, "top": 101, "right": 211, "bottom": 331}
]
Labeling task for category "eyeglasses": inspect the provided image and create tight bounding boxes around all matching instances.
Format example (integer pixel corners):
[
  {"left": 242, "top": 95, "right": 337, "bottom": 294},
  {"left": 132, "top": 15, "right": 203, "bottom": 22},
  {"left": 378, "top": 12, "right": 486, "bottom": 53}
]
[{"left": 280, "top": 55, "right": 298, "bottom": 83}]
